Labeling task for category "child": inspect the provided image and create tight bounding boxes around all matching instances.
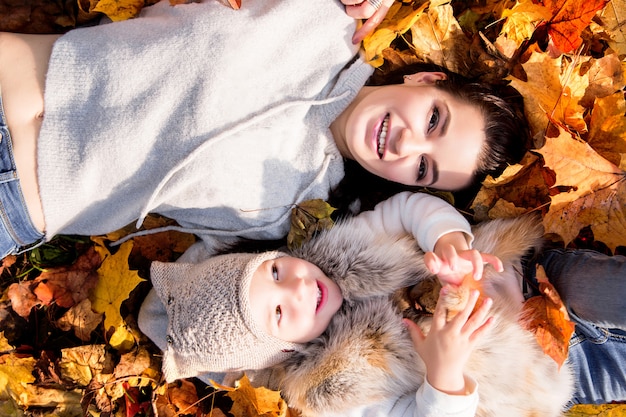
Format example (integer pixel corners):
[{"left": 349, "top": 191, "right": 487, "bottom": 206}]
[
  {"left": 139, "top": 196, "right": 626, "bottom": 416},
  {"left": 139, "top": 193, "right": 501, "bottom": 415}
]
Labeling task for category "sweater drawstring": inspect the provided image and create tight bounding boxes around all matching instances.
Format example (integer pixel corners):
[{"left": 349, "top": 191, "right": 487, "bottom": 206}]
[{"left": 113, "top": 92, "right": 348, "bottom": 246}]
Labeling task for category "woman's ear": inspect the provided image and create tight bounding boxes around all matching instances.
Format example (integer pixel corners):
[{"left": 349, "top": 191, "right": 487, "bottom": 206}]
[{"left": 403, "top": 71, "right": 447, "bottom": 85}]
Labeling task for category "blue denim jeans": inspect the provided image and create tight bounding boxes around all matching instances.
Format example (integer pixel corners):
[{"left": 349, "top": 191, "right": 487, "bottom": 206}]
[
  {"left": 0, "top": 91, "right": 45, "bottom": 258},
  {"left": 528, "top": 249, "right": 626, "bottom": 405}
]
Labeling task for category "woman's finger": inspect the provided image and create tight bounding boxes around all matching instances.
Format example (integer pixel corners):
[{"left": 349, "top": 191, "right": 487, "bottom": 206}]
[{"left": 350, "top": 0, "right": 394, "bottom": 44}]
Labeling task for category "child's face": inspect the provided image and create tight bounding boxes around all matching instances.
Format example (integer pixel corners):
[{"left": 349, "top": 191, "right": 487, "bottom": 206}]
[
  {"left": 249, "top": 255, "right": 343, "bottom": 343},
  {"left": 333, "top": 74, "right": 485, "bottom": 190}
]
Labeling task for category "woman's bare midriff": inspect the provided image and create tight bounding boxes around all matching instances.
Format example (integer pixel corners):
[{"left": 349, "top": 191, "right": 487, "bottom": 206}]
[{"left": 0, "top": 32, "right": 60, "bottom": 233}]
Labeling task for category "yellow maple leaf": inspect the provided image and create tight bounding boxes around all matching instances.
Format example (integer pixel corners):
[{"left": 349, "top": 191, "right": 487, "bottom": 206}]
[
  {"left": 90, "top": 241, "right": 145, "bottom": 334},
  {"left": 92, "top": 0, "right": 146, "bottom": 21},
  {"left": 226, "top": 374, "right": 288, "bottom": 417},
  {"left": 507, "top": 51, "right": 588, "bottom": 138},
  {"left": 588, "top": 91, "right": 626, "bottom": 169},
  {"left": 362, "top": 1, "right": 428, "bottom": 67},
  {"left": 501, "top": 0, "right": 552, "bottom": 47},
  {"left": 60, "top": 344, "right": 113, "bottom": 387},
  {"left": 567, "top": 403, "right": 626, "bottom": 416},
  {"left": 539, "top": 126, "right": 626, "bottom": 250},
  {"left": 0, "top": 354, "right": 36, "bottom": 406},
  {"left": 0, "top": 332, "right": 12, "bottom": 352},
  {"left": 408, "top": 3, "right": 473, "bottom": 75}
]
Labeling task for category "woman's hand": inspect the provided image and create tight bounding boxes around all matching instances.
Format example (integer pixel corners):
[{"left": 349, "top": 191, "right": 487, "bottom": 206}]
[
  {"left": 341, "top": 0, "right": 395, "bottom": 44},
  {"left": 428, "top": 232, "right": 503, "bottom": 285},
  {"left": 403, "top": 287, "right": 493, "bottom": 395}
]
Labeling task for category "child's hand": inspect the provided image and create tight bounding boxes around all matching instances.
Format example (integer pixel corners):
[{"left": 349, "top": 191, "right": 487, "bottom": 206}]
[
  {"left": 403, "top": 287, "right": 493, "bottom": 395},
  {"left": 427, "top": 232, "right": 503, "bottom": 285}
]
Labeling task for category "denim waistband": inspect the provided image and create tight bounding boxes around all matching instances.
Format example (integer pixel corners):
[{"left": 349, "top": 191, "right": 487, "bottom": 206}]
[{"left": 0, "top": 91, "right": 45, "bottom": 254}]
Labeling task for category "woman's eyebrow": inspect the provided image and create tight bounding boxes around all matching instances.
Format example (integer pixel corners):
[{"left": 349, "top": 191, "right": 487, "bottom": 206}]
[{"left": 440, "top": 102, "right": 450, "bottom": 137}]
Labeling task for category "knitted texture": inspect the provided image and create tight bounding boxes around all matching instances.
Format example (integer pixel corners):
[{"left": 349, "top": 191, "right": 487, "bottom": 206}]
[{"left": 150, "top": 251, "right": 304, "bottom": 381}]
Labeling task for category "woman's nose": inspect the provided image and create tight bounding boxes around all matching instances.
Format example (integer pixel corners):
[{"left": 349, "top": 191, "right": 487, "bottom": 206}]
[{"left": 391, "top": 128, "right": 428, "bottom": 157}]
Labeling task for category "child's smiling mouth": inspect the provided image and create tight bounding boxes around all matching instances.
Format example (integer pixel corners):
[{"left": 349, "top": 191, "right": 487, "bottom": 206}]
[{"left": 315, "top": 281, "right": 326, "bottom": 314}]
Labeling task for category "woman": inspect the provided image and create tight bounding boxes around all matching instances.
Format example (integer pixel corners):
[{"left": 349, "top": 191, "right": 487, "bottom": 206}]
[{"left": 0, "top": 0, "right": 528, "bottom": 258}]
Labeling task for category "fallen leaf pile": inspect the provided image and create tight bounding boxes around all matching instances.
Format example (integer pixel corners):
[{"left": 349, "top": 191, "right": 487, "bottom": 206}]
[{"left": 0, "top": 0, "right": 625, "bottom": 415}]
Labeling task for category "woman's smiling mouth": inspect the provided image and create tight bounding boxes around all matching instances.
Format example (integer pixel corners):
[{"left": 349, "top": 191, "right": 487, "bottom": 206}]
[{"left": 376, "top": 114, "right": 390, "bottom": 159}]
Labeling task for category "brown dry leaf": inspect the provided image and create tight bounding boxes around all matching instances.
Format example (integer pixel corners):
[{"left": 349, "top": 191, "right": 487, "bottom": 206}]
[
  {"left": 154, "top": 379, "right": 200, "bottom": 417},
  {"left": 362, "top": 1, "right": 428, "bottom": 67},
  {"left": 57, "top": 298, "right": 104, "bottom": 342},
  {"left": 90, "top": 241, "right": 145, "bottom": 334},
  {"left": 227, "top": 374, "right": 288, "bottom": 417},
  {"left": 287, "top": 199, "right": 336, "bottom": 250},
  {"left": 519, "top": 265, "right": 575, "bottom": 368},
  {"left": 538, "top": 126, "right": 626, "bottom": 250},
  {"left": 113, "top": 347, "right": 152, "bottom": 379},
  {"left": 587, "top": 91, "right": 626, "bottom": 169},
  {"left": 6, "top": 280, "right": 41, "bottom": 319},
  {"left": 471, "top": 153, "right": 552, "bottom": 222},
  {"left": 580, "top": 53, "right": 625, "bottom": 108},
  {"left": 131, "top": 229, "right": 196, "bottom": 262},
  {"left": 597, "top": 0, "right": 626, "bottom": 56},
  {"left": 408, "top": 2, "right": 473, "bottom": 75},
  {"left": 60, "top": 344, "right": 114, "bottom": 387},
  {"left": 507, "top": 51, "right": 588, "bottom": 139},
  {"left": 32, "top": 246, "right": 102, "bottom": 309},
  {"left": 543, "top": 0, "right": 609, "bottom": 54}
]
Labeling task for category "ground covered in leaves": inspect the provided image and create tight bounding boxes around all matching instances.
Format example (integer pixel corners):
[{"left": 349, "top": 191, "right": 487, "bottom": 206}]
[{"left": 1, "top": 0, "right": 626, "bottom": 416}]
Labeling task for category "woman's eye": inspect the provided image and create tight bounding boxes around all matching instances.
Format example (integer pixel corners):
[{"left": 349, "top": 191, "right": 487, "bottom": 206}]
[
  {"left": 428, "top": 106, "right": 439, "bottom": 133},
  {"left": 416, "top": 156, "right": 427, "bottom": 182},
  {"left": 275, "top": 306, "right": 282, "bottom": 323},
  {"left": 271, "top": 265, "right": 279, "bottom": 281}
]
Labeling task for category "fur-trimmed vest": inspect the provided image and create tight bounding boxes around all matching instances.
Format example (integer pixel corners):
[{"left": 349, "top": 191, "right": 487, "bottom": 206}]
[{"left": 271, "top": 215, "right": 574, "bottom": 417}]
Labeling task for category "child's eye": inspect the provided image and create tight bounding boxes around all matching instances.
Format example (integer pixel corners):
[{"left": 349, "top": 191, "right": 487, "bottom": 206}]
[
  {"left": 275, "top": 306, "right": 282, "bottom": 323},
  {"left": 428, "top": 106, "right": 439, "bottom": 133},
  {"left": 272, "top": 265, "right": 279, "bottom": 281}
]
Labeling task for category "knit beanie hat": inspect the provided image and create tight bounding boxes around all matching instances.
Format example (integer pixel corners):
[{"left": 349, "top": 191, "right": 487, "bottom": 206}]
[{"left": 150, "top": 251, "right": 305, "bottom": 382}]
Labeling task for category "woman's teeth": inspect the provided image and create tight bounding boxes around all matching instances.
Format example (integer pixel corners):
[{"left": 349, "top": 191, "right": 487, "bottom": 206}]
[{"left": 377, "top": 115, "right": 389, "bottom": 158}]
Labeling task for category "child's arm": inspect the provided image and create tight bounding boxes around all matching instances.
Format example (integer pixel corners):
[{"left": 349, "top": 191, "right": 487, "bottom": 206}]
[
  {"left": 427, "top": 232, "right": 503, "bottom": 285},
  {"left": 355, "top": 191, "right": 501, "bottom": 285},
  {"left": 401, "top": 287, "right": 493, "bottom": 417},
  {"left": 404, "top": 287, "right": 493, "bottom": 396}
]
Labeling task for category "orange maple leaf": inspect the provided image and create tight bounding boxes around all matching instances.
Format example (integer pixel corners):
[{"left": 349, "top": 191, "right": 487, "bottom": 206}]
[
  {"left": 519, "top": 265, "right": 575, "bottom": 368},
  {"left": 541, "top": 0, "right": 609, "bottom": 53},
  {"left": 32, "top": 246, "right": 102, "bottom": 309}
]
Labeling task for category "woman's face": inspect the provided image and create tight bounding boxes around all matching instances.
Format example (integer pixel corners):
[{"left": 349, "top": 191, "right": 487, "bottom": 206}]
[
  {"left": 331, "top": 72, "right": 485, "bottom": 190},
  {"left": 249, "top": 256, "right": 343, "bottom": 343}
]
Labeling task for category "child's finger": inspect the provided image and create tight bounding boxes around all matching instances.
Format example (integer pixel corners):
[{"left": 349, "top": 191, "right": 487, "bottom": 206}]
[
  {"left": 402, "top": 318, "right": 425, "bottom": 348},
  {"left": 481, "top": 253, "right": 504, "bottom": 273},
  {"left": 424, "top": 251, "right": 441, "bottom": 274}
]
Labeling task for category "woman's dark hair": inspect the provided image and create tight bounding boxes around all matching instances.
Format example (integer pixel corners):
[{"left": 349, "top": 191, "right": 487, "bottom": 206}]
[{"left": 329, "top": 62, "right": 531, "bottom": 217}]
